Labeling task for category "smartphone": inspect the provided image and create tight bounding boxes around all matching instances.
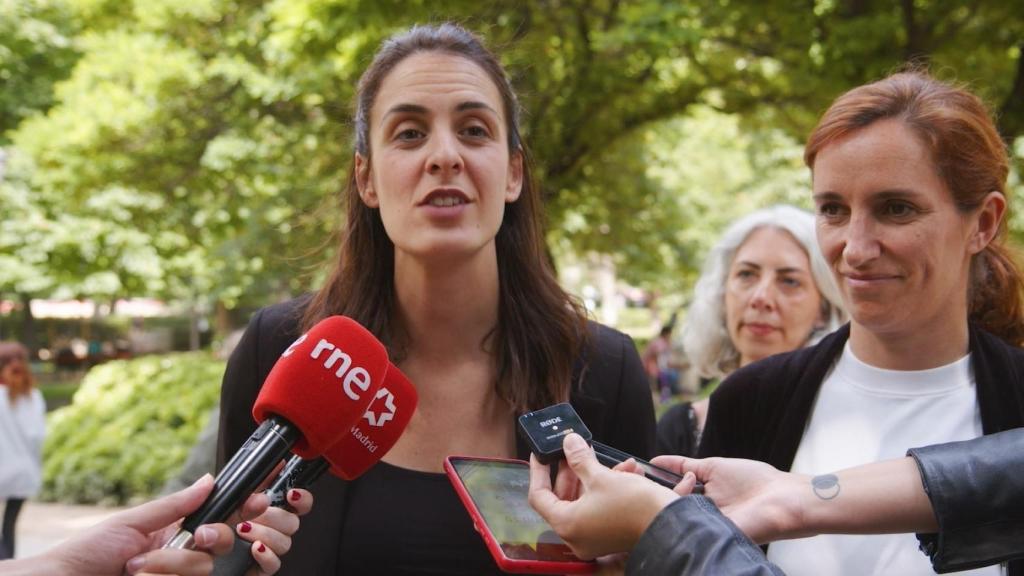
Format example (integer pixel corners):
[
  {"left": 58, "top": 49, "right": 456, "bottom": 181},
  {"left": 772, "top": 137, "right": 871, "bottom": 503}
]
[{"left": 444, "top": 456, "right": 597, "bottom": 574}]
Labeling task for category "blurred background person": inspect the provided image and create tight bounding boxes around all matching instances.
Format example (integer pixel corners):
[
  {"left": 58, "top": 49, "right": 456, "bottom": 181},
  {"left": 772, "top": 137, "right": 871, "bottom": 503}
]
[
  {"left": 657, "top": 205, "right": 845, "bottom": 456},
  {"left": 0, "top": 342, "right": 45, "bottom": 560},
  {"left": 643, "top": 323, "right": 682, "bottom": 403},
  {"left": 700, "top": 70, "right": 1024, "bottom": 576}
]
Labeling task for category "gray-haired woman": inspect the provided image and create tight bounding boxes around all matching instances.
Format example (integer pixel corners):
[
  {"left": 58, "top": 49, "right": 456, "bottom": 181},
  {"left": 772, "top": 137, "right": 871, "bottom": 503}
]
[{"left": 657, "top": 205, "right": 846, "bottom": 457}]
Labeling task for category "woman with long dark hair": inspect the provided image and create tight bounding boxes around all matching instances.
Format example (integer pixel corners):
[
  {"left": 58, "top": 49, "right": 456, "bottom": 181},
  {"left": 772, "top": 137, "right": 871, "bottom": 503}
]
[{"left": 217, "top": 23, "right": 654, "bottom": 575}]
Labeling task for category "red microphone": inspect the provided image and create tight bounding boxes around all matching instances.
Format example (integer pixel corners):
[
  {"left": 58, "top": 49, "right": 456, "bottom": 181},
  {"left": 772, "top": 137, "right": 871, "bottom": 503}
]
[
  {"left": 210, "top": 364, "right": 418, "bottom": 576},
  {"left": 325, "top": 362, "right": 418, "bottom": 479},
  {"left": 165, "top": 316, "right": 389, "bottom": 549},
  {"left": 262, "top": 362, "right": 418, "bottom": 506}
]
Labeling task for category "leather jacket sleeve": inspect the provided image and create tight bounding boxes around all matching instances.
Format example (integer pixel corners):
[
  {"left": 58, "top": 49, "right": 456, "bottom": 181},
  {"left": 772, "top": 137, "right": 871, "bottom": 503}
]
[
  {"left": 625, "top": 496, "right": 785, "bottom": 576},
  {"left": 909, "top": 428, "right": 1024, "bottom": 573}
]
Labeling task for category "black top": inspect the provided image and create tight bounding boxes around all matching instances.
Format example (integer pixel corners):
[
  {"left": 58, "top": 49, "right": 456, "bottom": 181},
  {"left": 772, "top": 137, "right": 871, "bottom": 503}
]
[
  {"left": 698, "top": 322, "right": 1024, "bottom": 575},
  {"left": 654, "top": 402, "right": 701, "bottom": 457},
  {"left": 217, "top": 297, "right": 655, "bottom": 575},
  {"left": 338, "top": 461, "right": 512, "bottom": 575}
]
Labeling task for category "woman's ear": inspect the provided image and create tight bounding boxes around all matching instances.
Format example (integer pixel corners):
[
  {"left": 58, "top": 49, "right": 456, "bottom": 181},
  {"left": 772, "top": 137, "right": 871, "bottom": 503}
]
[
  {"left": 505, "top": 149, "right": 523, "bottom": 203},
  {"left": 969, "top": 191, "right": 1007, "bottom": 254},
  {"left": 355, "top": 153, "right": 378, "bottom": 208}
]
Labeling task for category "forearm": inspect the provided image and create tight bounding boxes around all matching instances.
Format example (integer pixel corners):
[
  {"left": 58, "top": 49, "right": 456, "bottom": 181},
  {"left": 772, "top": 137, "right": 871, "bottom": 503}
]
[
  {"left": 0, "top": 554, "right": 64, "bottom": 576},
  {"left": 782, "top": 457, "right": 937, "bottom": 540}
]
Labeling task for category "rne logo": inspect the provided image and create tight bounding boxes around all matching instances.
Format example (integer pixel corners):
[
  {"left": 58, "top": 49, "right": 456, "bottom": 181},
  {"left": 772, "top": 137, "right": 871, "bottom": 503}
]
[{"left": 363, "top": 387, "right": 396, "bottom": 427}]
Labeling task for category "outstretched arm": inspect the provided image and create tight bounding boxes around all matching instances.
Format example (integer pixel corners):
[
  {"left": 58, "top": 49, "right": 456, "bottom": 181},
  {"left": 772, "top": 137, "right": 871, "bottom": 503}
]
[
  {"left": 651, "top": 453, "right": 935, "bottom": 545},
  {"left": 0, "top": 474, "right": 312, "bottom": 576}
]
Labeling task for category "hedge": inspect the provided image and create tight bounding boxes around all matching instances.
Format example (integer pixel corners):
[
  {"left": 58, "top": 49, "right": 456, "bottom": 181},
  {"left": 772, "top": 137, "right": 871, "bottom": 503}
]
[{"left": 41, "top": 353, "right": 225, "bottom": 505}]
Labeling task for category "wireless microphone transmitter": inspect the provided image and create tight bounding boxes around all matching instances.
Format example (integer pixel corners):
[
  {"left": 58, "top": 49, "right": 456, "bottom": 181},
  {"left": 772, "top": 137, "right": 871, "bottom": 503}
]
[{"left": 517, "top": 403, "right": 593, "bottom": 464}]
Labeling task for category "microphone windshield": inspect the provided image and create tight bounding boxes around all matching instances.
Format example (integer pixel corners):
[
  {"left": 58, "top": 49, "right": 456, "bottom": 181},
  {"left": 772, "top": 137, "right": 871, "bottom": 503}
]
[
  {"left": 253, "top": 316, "right": 389, "bottom": 458},
  {"left": 324, "top": 361, "right": 418, "bottom": 479}
]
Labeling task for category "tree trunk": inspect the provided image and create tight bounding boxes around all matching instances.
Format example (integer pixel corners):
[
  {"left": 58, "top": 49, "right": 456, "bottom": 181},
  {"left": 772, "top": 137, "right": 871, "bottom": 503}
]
[{"left": 19, "top": 293, "right": 36, "bottom": 354}]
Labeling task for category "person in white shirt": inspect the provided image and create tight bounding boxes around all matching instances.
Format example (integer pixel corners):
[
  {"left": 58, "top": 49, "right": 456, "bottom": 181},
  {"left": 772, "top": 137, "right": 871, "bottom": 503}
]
[
  {"left": 0, "top": 342, "right": 45, "bottom": 561},
  {"left": 697, "top": 69, "right": 1024, "bottom": 576}
]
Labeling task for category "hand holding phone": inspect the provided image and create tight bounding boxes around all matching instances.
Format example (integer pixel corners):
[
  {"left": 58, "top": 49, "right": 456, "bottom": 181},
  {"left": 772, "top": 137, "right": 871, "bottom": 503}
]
[{"left": 444, "top": 456, "right": 597, "bottom": 574}]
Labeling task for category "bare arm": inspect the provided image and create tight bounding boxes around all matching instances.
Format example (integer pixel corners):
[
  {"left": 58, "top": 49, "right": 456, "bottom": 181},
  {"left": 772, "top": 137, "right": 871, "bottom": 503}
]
[{"left": 651, "top": 454, "right": 936, "bottom": 544}]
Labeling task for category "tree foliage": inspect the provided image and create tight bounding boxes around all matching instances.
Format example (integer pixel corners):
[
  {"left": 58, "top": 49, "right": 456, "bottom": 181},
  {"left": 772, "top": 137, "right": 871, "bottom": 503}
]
[{"left": 1, "top": 0, "right": 1021, "bottom": 316}]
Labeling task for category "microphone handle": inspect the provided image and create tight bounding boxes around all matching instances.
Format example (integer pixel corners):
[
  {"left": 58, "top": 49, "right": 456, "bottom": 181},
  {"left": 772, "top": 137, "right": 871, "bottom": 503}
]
[
  {"left": 212, "top": 455, "right": 331, "bottom": 576},
  {"left": 592, "top": 440, "right": 703, "bottom": 494},
  {"left": 165, "top": 417, "right": 302, "bottom": 549},
  {"left": 264, "top": 455, "right": 330, "bottom": 507}
]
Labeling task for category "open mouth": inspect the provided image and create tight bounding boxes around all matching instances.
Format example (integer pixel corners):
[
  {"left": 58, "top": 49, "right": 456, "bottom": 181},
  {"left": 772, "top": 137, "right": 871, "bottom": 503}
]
[
  {"left": 421, "top": 188, "right": 470, "bottom": 208},
  {"left": 427, "top": 195, "right": 466, "bottom": 207}
]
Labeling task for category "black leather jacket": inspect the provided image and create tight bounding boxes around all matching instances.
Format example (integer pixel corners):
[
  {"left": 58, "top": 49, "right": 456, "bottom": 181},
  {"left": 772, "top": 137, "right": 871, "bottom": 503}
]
[
  {"left": 627, "top": 429, "right": 1024, "bottom": 575},
  {"left": 910, "top": 428, "right": 1024, "bottom": 573}
]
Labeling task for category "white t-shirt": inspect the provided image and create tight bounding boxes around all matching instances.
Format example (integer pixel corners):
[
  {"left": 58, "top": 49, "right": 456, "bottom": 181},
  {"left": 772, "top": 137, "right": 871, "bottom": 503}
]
[
  {"left": 0, "top": 388, "right": 46, "bottom": 499},
  {"left": 767, "top": 342, "right": 1003, "bottom": 576}
]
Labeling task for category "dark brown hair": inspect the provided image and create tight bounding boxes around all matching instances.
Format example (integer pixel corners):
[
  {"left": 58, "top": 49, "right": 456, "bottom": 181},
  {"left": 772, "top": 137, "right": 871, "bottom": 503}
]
[
  {"left": 302, "top": 23, "right": 588, "bottom": 411},
  {"left": 0, "top": 342, "right": 34, "bottom": 400},
  {"left": 805, "top": 70, "right": 1024, "bottom": 345}
]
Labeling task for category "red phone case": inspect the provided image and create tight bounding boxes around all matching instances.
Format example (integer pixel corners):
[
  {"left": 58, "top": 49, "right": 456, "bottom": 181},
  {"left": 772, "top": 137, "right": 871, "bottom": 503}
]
[{"left": 444, "top": 456, "right": 597, "bottom": 574}]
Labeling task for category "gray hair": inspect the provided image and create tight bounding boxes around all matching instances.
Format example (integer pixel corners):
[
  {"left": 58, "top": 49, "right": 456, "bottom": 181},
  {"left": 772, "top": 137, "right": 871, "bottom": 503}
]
[{"left": 681, "top": 204, "right": 845, "bottom": 379}]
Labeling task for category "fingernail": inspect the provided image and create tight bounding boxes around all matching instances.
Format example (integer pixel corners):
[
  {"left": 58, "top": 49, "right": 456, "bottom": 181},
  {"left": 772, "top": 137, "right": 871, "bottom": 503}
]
[
  {"left": 195, "top": 526, "right": 216, "bottom": 547},
  {"left": 257, "top": 542, "right": 267, "bottom": 553},
  {"left": 239, "top": 521, "right": 252, "bottom": 533},
  {"left": 125, "top": 555, "right": 146, "bottom": 574},
  {"left": 289, "top": 490, "right": 301, "bottom": 502},
  {"left": 190, "top": 473, "right": 213, "bottom": 489}
]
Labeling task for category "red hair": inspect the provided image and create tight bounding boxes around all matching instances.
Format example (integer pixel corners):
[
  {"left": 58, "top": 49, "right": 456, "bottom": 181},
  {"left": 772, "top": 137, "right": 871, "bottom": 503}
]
[{"left": 805, "top": 71, "right": 1024, "bottom": 345}]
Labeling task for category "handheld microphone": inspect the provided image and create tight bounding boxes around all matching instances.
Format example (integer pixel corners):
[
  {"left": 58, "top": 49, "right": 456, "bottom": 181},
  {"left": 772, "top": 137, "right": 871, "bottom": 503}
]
[
  {"left": 262, "top": 362, "right": 418, "bottom": 503},
  {"left": 164, "top": 316, "right": 389, "bottom": 549},
  {"left": 212, "top": 363, "right": 418, "bottom": 576}
]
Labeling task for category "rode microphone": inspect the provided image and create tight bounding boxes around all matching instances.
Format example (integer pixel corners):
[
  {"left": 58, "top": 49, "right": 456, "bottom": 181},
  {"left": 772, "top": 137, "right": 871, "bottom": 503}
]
[
  {"left": 164, "top": 316, "right": 389, "bottom": 549},
  {"left": 212, "top": 363, "right": 418, "bottom": 576}
]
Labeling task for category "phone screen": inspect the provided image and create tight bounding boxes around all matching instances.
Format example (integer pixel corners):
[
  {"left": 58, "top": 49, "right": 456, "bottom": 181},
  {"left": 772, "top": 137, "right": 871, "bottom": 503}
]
[{"left": 448, "top": 457, "right": 590, "bottom": 567}]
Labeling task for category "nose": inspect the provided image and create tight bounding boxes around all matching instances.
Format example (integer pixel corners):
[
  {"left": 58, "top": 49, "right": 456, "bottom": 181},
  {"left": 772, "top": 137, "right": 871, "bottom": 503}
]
[
  {"left": 748, "top": 278, "right": 776, "bottom": 312},
  {"left": 426, "top": 131, "right": 463, "bottom": 177},
  {"left": 842, "top": 213, "right": 881, "bottom": 269}
]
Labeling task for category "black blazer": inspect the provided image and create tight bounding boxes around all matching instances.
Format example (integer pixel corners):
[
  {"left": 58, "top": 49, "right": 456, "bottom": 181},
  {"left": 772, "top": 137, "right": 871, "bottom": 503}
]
[
  {"left": 699, "top": 322, "right": 1024, "bottom": 575},
  {"left": 216, "top": 297, "right": 655, "bottom": 575}
]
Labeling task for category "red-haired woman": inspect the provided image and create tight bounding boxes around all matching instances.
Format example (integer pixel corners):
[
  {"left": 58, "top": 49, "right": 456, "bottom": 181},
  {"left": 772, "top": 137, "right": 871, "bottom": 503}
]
[
  {"left": 699, "top": 71, "right": 1024, "bottom": 576},
  {"left": 0, "top": 342, "right": 45, "bottom": 560}
]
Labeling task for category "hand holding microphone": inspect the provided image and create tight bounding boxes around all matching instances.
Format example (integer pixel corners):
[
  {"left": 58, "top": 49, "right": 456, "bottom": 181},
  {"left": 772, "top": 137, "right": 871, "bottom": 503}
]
[
  {"left": 165, "top": 316, "right": 390, "bottom": 550},
  {"left": 212, "top": 359, "right": 419, "bottom": 576}
]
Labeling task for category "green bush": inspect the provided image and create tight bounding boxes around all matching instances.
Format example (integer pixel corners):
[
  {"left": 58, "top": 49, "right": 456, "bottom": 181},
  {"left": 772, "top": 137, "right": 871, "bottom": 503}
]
[{"left": 41, "top": 353, "right": 225, "bottom": 505}]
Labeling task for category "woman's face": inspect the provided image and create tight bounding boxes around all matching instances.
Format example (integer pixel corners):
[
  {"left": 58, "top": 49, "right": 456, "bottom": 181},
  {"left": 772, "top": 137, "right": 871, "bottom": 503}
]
[
  {"left": 0, "top": 358, "right": 27, "bottom": 387},
  {"left": 725, "top": 226, "right": 823, "bottom": 367},
  {"left": 356, "top": 51, "right": 523, "bottom": 261},
  {"left": 812, "top": 119, "right": 987, "bottom": 338}
]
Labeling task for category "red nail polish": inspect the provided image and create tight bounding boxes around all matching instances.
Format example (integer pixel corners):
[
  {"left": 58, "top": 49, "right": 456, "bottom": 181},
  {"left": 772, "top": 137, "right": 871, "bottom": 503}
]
[
  {"left": 239, "top": 521, "right": 252, "bottom": 533},
  {"left": 289, "top": 490, "right": 301, "bottom": 502},
  {"left": 258, "top": 543, "right": 267, "bottom": 553}
]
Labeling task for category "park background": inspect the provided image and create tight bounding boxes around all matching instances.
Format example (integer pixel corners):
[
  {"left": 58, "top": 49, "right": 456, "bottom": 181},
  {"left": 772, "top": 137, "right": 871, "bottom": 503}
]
[{"left": 1, "top": 0, "right": 1023, "bottom": 549}]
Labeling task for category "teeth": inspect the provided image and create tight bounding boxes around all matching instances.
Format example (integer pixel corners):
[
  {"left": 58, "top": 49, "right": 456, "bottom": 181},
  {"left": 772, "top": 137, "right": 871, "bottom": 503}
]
[{"left": 429, "top": 196, "right": 464, "bottom": 207}]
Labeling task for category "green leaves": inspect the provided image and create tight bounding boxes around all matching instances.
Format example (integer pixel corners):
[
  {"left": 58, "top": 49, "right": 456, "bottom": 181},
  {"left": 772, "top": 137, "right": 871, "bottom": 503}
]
[
  {"left": 2, "top": 0, "right": 1021, "bottom": 307},
  {"left": 41, "top": 353, "right": 224, "bottom": 504}
]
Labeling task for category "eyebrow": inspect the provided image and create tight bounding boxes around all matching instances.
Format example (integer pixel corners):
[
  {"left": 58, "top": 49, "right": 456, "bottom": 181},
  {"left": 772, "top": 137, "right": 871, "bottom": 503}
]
[
  {"left": 382, "top": 100, "right": 499, "bottom": 121},
  {"left": 735, "top": 261, "right": 808, "bottom": 275},
  {"left": 813, "top": 188, "right": 922, "bottom": 203}
]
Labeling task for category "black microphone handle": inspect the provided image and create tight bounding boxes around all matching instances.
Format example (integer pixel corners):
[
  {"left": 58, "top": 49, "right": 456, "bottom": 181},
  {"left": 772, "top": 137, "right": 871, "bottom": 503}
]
[
  {"left": 592, "top": 440, "right": 704, "bottom": 493},
  {"left": 264, "top": 455, "right": 330, "bottom": 507},
  {"left": 212, "top": 455, "right": 331, "bottom": 576},
  {"left": 166, "top": 417, "right": 302, "bottom": 548}
]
